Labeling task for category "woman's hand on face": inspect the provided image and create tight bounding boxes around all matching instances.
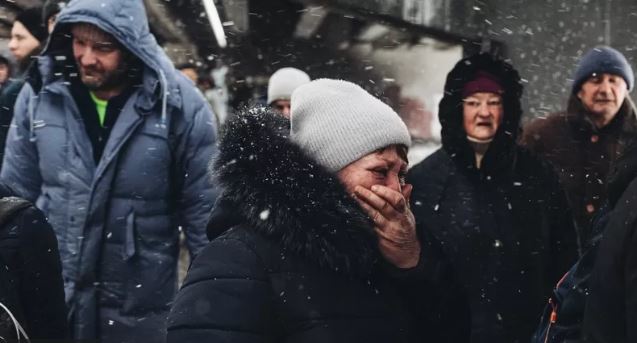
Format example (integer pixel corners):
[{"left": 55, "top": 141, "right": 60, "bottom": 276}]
[{"left": 353, "top": 184, "right": 420, "bottom": 269}]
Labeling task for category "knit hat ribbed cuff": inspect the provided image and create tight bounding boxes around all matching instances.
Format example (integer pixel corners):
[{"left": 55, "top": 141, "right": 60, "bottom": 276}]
[
  {"left": 462, "top": 71, "right": 503, "bottom": 98},
  {"left": 572, "top": 46, "right": 634, "bottom": 92},
  {"left": 267, "top": 67, "right": 311, "bottom": 104},
  {"left": 290, "top": 79, "right": 411, "bottom": 172}
]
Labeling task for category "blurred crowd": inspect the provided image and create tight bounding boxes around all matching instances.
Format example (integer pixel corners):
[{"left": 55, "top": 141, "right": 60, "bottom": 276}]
[{"left": 0, "top": 1, "right": 634, "bottom": 343}]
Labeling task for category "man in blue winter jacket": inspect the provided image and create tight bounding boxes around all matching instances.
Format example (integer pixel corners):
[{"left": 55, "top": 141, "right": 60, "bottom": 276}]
[{"left": 0, "top": 0, "right": 219, "bottom": 341}]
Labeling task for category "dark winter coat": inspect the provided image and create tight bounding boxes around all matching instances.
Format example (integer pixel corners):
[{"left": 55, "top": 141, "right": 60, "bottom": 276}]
[
  {"left": 582, "top": 140, "right": 637, "bottom": 343},
  {"left": 0, "top": 0, "right": 219, "bottom": 341},
  {"left": 0, "top": 78, "right": 25, "bottom": 171},
  {"left": 0, "top": 183, "right": 67, "bottom": 339},
  {"left": 167, "top": 107, "right": 424, "bottom": 343},
  {"left": 407, "top": 53, "right": 579, "bottom": 343},
  {"left": 531, "top": 205, "right": 608, "bottom": 343},
  {"left": 0, "top": 58, "right": 39, "bottom": 171},
  {"left": 520, "top": 96, "right": 637, "bottom": 250}
]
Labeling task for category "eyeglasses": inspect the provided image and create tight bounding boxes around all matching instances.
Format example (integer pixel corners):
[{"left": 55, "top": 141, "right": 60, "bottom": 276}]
[{"left": 463, "top": 98, "right": 502, "bottom": 108}]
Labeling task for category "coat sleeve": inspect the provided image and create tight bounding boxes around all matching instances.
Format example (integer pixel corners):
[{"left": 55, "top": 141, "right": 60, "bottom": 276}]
[
  {"left": 547, "top": 169, "right": 581, "bottom": 271},
  {"left": 0, "top": 80, "right": 25, "bottom": 169},
  {"left": 582, "top": 200, "right": 637, "bottom": 343},
  {"left": 166, "top": 235, "right": 276, "bottom": 343},
  {"left": 0, "top": 85, "right": 42, "bottom": 202},
  {"left": 625, "top": 223, "right": 637, "bottom": 342},
  {"left": 378, "top": 245, "right": 470, "bottom": 343},
  {"left": 175, "top": 100, "right": 219, "bottom": 257},
  {"left": 405, "top": 163, "right": 471, "bottom": 342},
  {"left": 15, "top": 206, "right": 68, "bottom": 339}
]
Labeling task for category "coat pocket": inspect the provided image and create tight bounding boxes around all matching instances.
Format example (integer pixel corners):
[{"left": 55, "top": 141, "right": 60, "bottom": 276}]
[{"left": 123, "top": 211, "right": 136, "bottom": 260}]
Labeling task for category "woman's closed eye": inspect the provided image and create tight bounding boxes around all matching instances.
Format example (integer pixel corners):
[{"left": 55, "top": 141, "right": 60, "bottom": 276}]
[{"left": 371, "top": 168, "right": 388, "bottom": 178}]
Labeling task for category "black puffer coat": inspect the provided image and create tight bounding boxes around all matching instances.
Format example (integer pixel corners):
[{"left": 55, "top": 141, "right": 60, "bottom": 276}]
[
  {"left": 582, "top": 141, "right": 637, "bottom": 343},
  {"left": 407, "top": 53, "right": 579, "bottom": 342},
  {"left": 0, "top": 183, "right": 67, "bottom": 339},
  {"left": 167, "top": 108, "right": 423, "bottom": 343},
  {"left": 0, "top": 79, "right": 25, "bottom": 170}
]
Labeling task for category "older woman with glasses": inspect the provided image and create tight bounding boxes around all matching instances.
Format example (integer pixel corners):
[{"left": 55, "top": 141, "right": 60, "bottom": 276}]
[{"left": 408, "top": 53, "right": 579, "bottom": 342}]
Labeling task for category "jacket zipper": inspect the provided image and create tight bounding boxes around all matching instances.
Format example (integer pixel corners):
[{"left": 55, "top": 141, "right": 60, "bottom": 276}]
[
  {"left": 544, "top": 271, "right": 569, "bottom": 343},
  {"left": 543, "top": 297, "right": 558, "bottom": 343}
]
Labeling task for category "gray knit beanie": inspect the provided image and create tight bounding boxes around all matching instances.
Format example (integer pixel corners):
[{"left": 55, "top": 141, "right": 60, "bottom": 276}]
[
  {"left": 572, "top": 46, "right": 634, "bottom": 93},
  {"left": 290, "top": 79, "right": 411, "bottom": 172},
  {"left": 267, "top": 67, "right": 311, "bottom": 105}
]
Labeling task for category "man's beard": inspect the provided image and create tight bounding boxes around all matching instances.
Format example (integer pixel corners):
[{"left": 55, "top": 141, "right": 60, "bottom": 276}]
[{"left": 79, "top": 66, "right": 128, "bottom": 92}]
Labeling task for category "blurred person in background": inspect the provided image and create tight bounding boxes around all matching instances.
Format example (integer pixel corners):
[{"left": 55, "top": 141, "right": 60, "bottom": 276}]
[
  {"left": 177, "top": 62, "right": 228, "bottom": 128},
  {"left": 7, "top": 7, "right": 46, "bottom": 76},
  {"left": 167, "top": 79, "right": 426, "bottom": 342},
  {"left": 42, "top": 0, "right": 68, "bottom": 34},
  {"left": 0, "top": 56, "right": 11, "bottom": 90},
  {"left": 177, "top": 62, "right": 199, "bottom": 84},
  {"left": 527, "top": 47, "right": 637, "bottom": 343},
  {"left": 199, "top": 74, "right": 228, "bottom": 128},
  {"left": 521, "top": 46, "right": 637, "bottom": 252},
  {"left": 267, "top": 67, "right": 310, "bottom": 118},
  {"left": 1, "top": 0, "right": 219, "bottom": 341},
  {"left": 408, "top": 53, "right": 578, "bottom": 342},
  {"left": 0, "top": 7, "right": 47, "bottom": 170}
]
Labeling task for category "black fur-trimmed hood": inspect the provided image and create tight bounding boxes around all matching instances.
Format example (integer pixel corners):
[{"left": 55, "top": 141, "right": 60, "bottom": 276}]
[
  {"left": 207, "top": 107, "right": 379, "bottom": 277},
  {"left": 439, "top": 53, "right": 523, "bottom": 176}
]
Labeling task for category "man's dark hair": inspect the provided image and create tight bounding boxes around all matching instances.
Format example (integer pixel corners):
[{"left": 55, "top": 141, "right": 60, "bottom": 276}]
[
  {"left": 176, "top": 62, "right": 198, "bottom": 71},
  {"left": 0, "top": 55, "right": 9, "bottom": 67}
]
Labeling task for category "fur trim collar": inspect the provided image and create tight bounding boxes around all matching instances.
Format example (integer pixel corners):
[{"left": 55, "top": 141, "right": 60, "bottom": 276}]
[{"left": 209, "top": 107, "right": 379, "bottom": 277}]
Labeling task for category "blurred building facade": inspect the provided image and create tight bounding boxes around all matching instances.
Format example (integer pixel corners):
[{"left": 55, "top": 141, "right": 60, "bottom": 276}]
[{"left": 1, "top": 0, "right": 636, "bottom": 163}]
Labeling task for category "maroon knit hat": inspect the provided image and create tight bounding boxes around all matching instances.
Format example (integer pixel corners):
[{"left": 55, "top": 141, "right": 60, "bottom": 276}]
[{"left": 462, "top": 71, "right": 503, "bottom": 98}]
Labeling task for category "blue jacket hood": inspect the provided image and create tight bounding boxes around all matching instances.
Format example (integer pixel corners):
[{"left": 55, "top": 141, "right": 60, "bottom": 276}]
[{"left": 40, "top": 0, "right": 180, "bottom": 108}]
